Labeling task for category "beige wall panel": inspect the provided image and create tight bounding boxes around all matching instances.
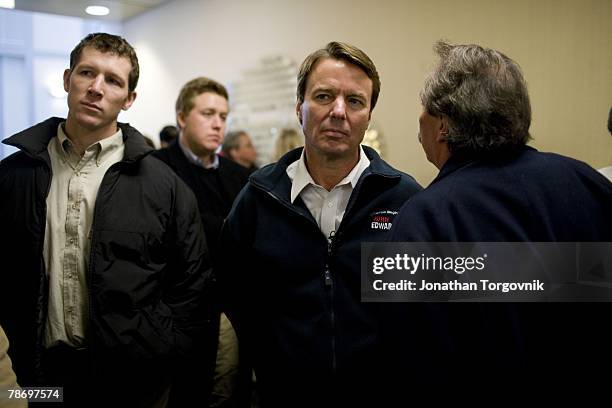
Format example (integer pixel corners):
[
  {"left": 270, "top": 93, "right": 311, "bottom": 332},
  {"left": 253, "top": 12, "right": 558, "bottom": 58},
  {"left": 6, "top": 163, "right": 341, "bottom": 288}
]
[{"left": 124, "top": 0, "right": 612, "bottom": 185}]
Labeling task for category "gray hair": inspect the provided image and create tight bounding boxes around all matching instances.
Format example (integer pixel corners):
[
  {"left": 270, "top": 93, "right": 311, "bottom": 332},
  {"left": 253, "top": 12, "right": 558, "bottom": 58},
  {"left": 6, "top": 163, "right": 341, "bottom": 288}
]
[
  {"left": 421, "top": 41, "right": 532, "bottom": 154},
  {"left": 221, "top": 130, "right": 248, "bottom": 156}
]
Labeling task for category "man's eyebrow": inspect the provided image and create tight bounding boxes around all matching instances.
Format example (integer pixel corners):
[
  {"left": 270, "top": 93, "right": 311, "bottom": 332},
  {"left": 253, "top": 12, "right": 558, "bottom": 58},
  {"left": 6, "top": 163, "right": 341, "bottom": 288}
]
[
  {"left": 75, "top": 63, "right": 126, "bottom": 82},
  {"left": 201, "top": 108, "right": 229, "bottom": 114},
  {"left": 75, "top": 63, "right": 94, "bottom": 70},
  {"left": 311, "top": 85, "right": 334, "bottom": 92},
  {"left": 107, "top": 72, "right": 124, "bottom": 81},
  {"left": 348, "top": 91, "right": 368, "bottom": 98}
]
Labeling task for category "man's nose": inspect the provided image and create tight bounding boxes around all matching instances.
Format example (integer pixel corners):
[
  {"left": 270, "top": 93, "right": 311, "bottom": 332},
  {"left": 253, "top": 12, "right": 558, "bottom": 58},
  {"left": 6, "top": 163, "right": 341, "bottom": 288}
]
[
  {"left": 88, "top": 75, "right": 104, "bottom": 97},
  {"left": 329, "top": 97, "right": 347, "bottom": 120},
  {"left": 211, "top": 115, "right": 223, "bottom": 129}
]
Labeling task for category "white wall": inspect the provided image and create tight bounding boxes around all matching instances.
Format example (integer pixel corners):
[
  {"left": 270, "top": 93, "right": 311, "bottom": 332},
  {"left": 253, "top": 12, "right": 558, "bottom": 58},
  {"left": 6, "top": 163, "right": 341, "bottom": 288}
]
[
  {"left": 1, "top": 56, "right": 28, "bottom": 158},
  {"left": 0, "top": 8, "right": 122, "bottom": 159},
  {"left": 122, "top": 0, "right": 611, "bottom": 184}
]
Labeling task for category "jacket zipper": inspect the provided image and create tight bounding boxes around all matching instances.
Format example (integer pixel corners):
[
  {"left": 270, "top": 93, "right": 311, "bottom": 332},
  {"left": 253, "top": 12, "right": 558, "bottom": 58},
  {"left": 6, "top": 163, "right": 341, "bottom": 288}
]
[
  {"left": 87, "top": 203, "right": 97, "bottom": 353},
  {"left": 326, "top": 231, "right": 337, "bottom": 374},
  {"left": 35, "top": 162, "right": 53, "bottom": 381},
  {"left": 255, "top": 184, "right": 339, "bottom": 374},
  {"left": 253, "top": 173, "right": 398, "bottom": 375}
]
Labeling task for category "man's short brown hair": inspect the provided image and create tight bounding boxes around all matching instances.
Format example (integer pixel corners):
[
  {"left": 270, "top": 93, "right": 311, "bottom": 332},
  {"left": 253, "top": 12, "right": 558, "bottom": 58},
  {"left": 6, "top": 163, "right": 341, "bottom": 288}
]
[
  {"left": 70, "top": 32, "right": 139, "bottom": 93},
  {"left": 175, "top": 77, "right": 229, "bottom": 116},
  {"left": 297, "top": 41, "right": 381, "bottom": 111}
]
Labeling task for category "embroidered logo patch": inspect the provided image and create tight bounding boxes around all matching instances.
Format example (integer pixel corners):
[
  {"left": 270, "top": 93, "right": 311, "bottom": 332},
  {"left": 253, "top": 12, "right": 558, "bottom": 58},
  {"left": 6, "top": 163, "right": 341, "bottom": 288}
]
[{"left": 369, "top": 210, "right": 398, "bottom": 230}]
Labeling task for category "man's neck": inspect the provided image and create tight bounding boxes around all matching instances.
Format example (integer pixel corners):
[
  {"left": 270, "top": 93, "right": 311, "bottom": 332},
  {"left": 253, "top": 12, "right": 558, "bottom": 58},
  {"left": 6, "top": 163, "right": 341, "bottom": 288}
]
[
  {"left": 178, "top": 135, "right": 216, "bottom": 168},
  {"left": 199, "top": 152, "right": 217, "bottom": 168},
  {"left": 234, "top": 157, "right": 251, "bottom": 168},
  {"left": 433, "top": 144, "right": 452, "bottom": 170},
  {"left": 64, "top": 117, "right": 118, "bottom": 156},
  {"left": 304, "top": 148, "right": 360, "bottom": 191}
]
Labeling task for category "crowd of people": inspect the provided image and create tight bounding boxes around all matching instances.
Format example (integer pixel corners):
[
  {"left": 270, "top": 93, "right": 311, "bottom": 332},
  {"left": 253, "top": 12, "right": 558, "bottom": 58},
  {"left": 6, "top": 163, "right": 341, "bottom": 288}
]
[{"left": 0, "top": 32, "right": 611, "bottom": 407}]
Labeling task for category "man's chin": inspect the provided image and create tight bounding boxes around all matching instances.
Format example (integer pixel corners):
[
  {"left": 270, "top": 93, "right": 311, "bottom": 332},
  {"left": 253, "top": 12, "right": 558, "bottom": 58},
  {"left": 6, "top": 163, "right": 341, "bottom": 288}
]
[
  {"left": 199, "top": 143, "right": 221, "bottom": 154},
  {"left": 68, "top": 113, "right": 114, "bottom": 133},
  {"left": 317, "top": 146, "right": 357, "bottom": 161},
  {"left": 73, "top": 112, "right": 101, "bottom": 127},
  {"left": 191, "top": 145, "right": 218, "bottom": 157},
  {"left": 321, "top": 140, "right": 352, "bottom": 154}
]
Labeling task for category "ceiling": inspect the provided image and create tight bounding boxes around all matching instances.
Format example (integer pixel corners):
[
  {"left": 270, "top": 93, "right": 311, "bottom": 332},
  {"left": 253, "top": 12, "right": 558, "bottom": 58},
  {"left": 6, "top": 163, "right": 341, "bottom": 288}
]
[{"left": 10, "top": 0, "right": 172, "bottom": 22}]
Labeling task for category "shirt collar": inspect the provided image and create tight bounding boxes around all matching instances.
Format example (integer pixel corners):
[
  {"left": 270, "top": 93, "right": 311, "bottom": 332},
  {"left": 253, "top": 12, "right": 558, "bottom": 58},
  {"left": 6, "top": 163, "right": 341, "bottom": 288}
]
[
  {"left": 57, "top": 123, "right": 123, "bottom": 165},
  {"left": 178, "top": 134, "right": 219, "bottom": 169},
  {"left": 287, "top": 145, "right": 370, "bottom": 203},
  {"left": 57, "top": 123, "right": 74, "bottom": 156}
]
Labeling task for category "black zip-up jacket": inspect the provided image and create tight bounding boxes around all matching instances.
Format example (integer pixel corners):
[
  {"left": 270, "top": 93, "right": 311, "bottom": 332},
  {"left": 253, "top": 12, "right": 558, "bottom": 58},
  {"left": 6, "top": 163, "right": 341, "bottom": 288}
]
[
  {"left": 0, "top": 117, "right": 211, "bottom": 405},
  {"left": 153, "top": 140, "right": 250, "bottom": 261},
  {"left": 152, "top": 137, "right": 250, "bottom": 407},
  {"left": 216, "top": 146, "right": 422, "bottom": 407}
]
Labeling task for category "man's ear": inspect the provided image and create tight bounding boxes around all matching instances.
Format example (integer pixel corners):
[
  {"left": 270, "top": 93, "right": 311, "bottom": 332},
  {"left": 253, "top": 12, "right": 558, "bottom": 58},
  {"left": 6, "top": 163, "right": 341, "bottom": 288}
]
[
  {"left": 177, "top": 111, "right": 186, "bottom": 129},
  {"left": 122, "top": 91, "right": 137, "bottom": 111},
  {"left": 63, "top": 69, "right": 71, "bottom": 92},
  {"left": 296, "top": 101, "right": 303, "bottom": 125},
  {"left": 437, "top": 116, "right": 450, "bottom": 143}
]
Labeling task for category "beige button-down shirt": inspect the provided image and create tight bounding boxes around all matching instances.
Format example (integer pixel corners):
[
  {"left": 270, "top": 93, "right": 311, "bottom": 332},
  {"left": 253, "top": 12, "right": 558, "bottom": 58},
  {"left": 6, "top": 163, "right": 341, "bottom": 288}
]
[
  {"left": 286, "top": 145, "right": 370, "bottom": 241},
  {"left": 43, "top": 123, "right": 124, "bottom": 348},
  {"left": 0, "top": 325, "right": 26, "bottom": 408}
]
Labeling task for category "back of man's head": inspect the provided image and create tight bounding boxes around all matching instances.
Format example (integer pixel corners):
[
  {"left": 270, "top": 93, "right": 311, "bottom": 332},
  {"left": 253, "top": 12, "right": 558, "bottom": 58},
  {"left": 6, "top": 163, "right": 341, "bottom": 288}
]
[
  {"left": 296, "top": 41, "right": 381, "bottom": 112},
  {"left": 222, "top": 131, "right": 247, "bottom": 157},
  {"left": 421, "top": 40, "right": 532, "bottom": 155},
  {"left": 70, "top": 32, "right": 139, "bottom": 93},
  {"left": 160, "top": 125, "right": 179, "bottom": 145},
  {"left": 175, "top": 77, "right": 229, "bottom": 119}
]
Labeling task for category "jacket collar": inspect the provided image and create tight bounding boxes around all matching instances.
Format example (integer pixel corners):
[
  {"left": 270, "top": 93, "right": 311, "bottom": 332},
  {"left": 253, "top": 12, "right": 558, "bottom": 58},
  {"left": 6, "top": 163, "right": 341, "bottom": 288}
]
[
  {"left": 251, "top": 144, "right": 402, "bottom": 203},
  {"left": 2, "top": 117, "right": 153, "bottom": 164},
  {"left": 165, "top": 138, "right": 225, "bottom": 171},
  {"left": 432, "top": 145, "right": 534, "bottom": 185}
]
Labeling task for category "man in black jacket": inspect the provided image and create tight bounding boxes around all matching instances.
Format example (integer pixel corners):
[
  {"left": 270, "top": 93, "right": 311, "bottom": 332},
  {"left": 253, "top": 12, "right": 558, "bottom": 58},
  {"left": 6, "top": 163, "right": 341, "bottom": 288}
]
[
  {"left": 154, "top": 77, "right": 250, "bottom": 260},
  {"left": 153, "top": 77, "right": 250, "bottom": 407},
  {"left": 217, "top": 42, "right": 422, "bottom": 407},
  {"left": 0, "top": 33, "right": 211, "bottom": 407}
]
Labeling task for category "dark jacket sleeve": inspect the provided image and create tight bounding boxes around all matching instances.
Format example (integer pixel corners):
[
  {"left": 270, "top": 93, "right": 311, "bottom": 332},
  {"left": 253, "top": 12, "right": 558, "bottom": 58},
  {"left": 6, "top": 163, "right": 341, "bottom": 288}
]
[
  {"left": 165, "top": 180, "right": 214, "bottom": 355},
  {"left": 214, "top": 185, "right": 257, "bottom": 339}
]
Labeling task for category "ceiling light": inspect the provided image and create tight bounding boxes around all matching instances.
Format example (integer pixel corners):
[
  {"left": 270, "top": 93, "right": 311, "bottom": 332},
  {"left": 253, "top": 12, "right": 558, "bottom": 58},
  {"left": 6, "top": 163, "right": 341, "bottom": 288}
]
[
  {"left": 85, "top": 5, "right": 110, "bottom": 16},
  {"left": 0, "top": 0, "right": 15, "bottom": 9}
]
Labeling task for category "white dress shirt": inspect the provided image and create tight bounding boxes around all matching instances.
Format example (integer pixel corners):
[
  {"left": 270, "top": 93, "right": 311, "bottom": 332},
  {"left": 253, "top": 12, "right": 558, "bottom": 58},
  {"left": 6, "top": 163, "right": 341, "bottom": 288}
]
[
  {"left": 286, "top": 146, "right": 370, "bottom": 241},
  {"left": 599, "top": 166, "right": 612, "bottom": 182}
]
